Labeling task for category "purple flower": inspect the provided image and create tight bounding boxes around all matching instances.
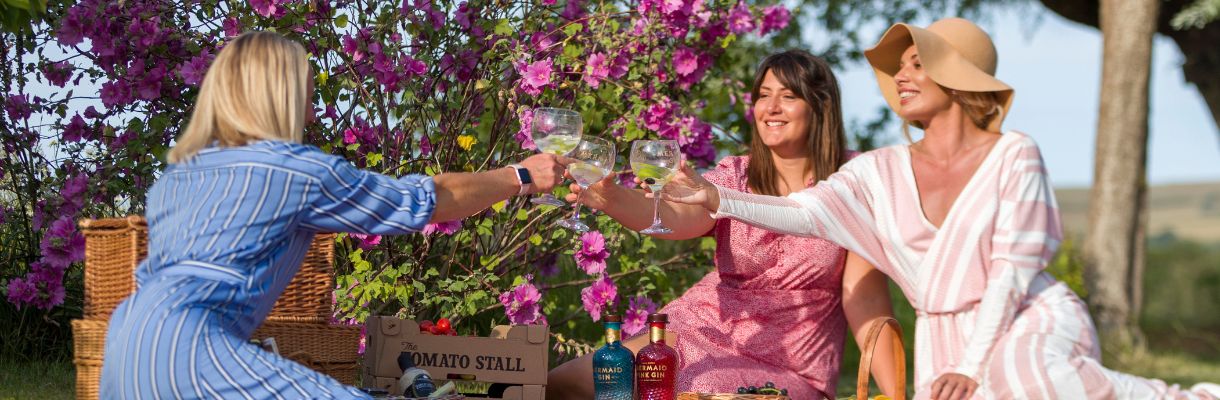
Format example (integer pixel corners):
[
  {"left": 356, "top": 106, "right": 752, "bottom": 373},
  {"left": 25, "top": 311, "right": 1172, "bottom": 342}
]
[
  {"left": 455, "top": 1, "right": 474, "bottom": 29},
  {"left": 534, "top": 253, "right": 559, "bottom": 277},
  {"left": 178, "top": 50, "right": 213, "bottom": 86},
  {"left": 574, "top": 231, "right": 609, "bottom": 275},
  {"left": 580, "top": 274, "right": 618, "bottom": 321},
  {"left": 419, "top": 134, "right": 433, "bottom": 156},
  {"left": 609, "top": 52, "right": 630, "bottom": 79},
  {"left": 422, "top": 220, "right": 462, "bottom": 235},
  {"left": 672, "top": 47, "right": 698, "bottom": 76},
  {"left": 39, "top": 217, "right": 85, "bottom": 269},
  {"left": 62, "top": 173, "right": 88, "bottom": 210},
  {"left": 6, "top": 278, "right": 37, "bottom": 306},
  {"left": 623, "top": 296, "right": 658, "bottom": 336},
  {"left": 562, "top": 0, "right": 586, "bottom": 20},
  {"left": 617, "top": 171, "right": 637, "bottom": 188},
  {"left": 250, "top": 0, "right": 288, "bottom": 18},
  {"left": 541, "top": 0, "right": 557, "bottom": 5},
  {"left": 759, "top": 5, "right": 790, "bottom": 35},
  {"left": 341, "top": 35, "right": 364, "bottom": 62},
  {"left": 5, "top": 94, "right": 32, "bottom": 121},
  {"left": 500, "top": 275, "right": 544, "bottom": 325},
  {"left": 518, "top": 58, "right": 553, "bottom": 96},
  {"left": 55, "top": 7, "right": 85, "bottom": 46},
  {"left": 61, "top": 115, "right": 91, "bottom": 143},
  {"left": 349, "top": 233, "right": 382, "bottom": 250},
  {"left": 727, "top": 2, "right": 755, "bottom": 34},
  {"left": 515, "top": 108, "right": 536, "bottom": 150},
  {"left": 42, "top": 61, "right": 72, "bottom": 87},
  {"left": 343, "top": 128, "right": 358, "bottom": 145},
  {"left": 584, "top": 52, "right": 610, "bottom": 88},
  {"left": 223, "top": 16, "right": 242, "bottom": 37},
  {"left": 99, "top": 80, "right": 132, "bottom": 110}
]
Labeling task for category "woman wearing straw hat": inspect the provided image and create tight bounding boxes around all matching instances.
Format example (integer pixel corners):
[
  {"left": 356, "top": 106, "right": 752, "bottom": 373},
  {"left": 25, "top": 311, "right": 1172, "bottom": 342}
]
[
  {"left": 100, "top": 31, "right": 569, "bottom": 399},
  {"left": 651, "top": 17, "right": 1220, "bottom": 399}
]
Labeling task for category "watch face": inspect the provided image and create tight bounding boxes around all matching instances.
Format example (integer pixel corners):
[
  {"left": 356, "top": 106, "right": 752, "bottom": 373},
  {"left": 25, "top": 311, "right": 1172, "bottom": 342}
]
[{"left": 517, "top": 167, "right": 533, "bottom": 184}]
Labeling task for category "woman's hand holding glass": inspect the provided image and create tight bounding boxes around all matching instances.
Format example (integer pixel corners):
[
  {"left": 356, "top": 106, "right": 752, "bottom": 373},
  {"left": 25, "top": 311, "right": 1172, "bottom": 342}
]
[
  {"left": 639, "top": 161, "right": 719, "bottom": 212},
  {"left": 556, "top": 137, "right": 615, "bottom": 232}
]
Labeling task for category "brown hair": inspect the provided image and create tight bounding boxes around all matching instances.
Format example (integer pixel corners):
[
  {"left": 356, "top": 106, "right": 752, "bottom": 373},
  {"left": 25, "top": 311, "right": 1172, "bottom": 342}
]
[
  {"left": 747, "top": 50, "right": 848, "bottom": 196},
  {"left": 902, "top": 88, "right": 1005, "bottom": 141}
]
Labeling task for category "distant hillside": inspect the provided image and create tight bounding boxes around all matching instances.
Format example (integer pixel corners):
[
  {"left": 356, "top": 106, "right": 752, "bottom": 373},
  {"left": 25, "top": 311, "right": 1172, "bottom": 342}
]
[{"left": 1055, "top": 182, "right": 1220, "bottom": 243}]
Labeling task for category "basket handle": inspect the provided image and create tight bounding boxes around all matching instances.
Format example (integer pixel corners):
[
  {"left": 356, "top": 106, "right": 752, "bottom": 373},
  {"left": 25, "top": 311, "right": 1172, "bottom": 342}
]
[{"left": 857, "top": 317, "right": 906, "bottom": 400}]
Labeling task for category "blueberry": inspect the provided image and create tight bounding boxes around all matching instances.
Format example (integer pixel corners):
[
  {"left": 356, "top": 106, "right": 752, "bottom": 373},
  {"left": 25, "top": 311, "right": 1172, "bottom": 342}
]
[
  {"left": 781, "top": 388, "right": 788, "bottom": 395},
  {"left": 765, "top": 381, "right": 775, "bottom": 388},
  {"left": 737, "top": 387, "right": 747, "bottom": 394},
  {"left": 747, "top": 386, "right": 757, "bottom": 394}
]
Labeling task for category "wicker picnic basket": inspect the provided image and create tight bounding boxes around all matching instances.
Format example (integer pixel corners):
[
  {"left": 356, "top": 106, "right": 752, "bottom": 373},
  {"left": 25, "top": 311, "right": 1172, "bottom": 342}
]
[
  {"left": 72, "top": 216, "right": 358, "bottom": 399},
  {"left": 678, "top": 317, "right": 906, "bottom": 400}
]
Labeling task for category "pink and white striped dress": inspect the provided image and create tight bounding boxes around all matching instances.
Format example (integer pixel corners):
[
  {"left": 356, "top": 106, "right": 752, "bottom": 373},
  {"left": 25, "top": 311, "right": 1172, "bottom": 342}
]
[{"left": 712, "top": 132, "right": 1215, "bottom": 399}]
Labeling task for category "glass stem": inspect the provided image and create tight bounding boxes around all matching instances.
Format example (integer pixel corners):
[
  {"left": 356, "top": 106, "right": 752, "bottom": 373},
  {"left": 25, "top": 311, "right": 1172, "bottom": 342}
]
[
  {"left": 650, "top": 187, "right": 662, "bottom": 226},
  {"left": 571, "top": 190, "right": 584, "bottom": 219}
]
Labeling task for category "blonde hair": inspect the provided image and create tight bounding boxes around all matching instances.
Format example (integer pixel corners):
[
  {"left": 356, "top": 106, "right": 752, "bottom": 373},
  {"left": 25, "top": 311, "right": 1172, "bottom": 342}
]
[
  {"left": 901, "top": 88, "right": 1005, "bottom": 142},
  {"left": 169, "top": 31, "right": 311, "bottom": 163}
]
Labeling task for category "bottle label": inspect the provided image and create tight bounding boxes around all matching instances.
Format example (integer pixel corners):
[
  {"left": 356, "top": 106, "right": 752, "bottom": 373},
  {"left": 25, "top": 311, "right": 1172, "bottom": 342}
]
[
  {"left": 649, "top": 326, "right": 664, "bottom": 343},
  {"left": 410, "top": 375, "right": 436, "bottom": 397},
  {"left": 636, "top": 362, "right": 669, "bottom": 382}
]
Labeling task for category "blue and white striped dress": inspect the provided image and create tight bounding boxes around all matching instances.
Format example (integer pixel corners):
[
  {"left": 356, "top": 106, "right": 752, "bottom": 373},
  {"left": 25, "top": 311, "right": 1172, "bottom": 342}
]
[{"left": 101, "top": 140, "right": 436, "bottom": 399}]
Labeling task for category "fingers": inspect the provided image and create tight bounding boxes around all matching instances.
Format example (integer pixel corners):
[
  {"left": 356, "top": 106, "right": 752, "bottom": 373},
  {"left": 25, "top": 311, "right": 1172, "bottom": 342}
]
[
  {"left": 947, "top": 382, "right": 966, "bottom": 400},
  {"left": 930, "top": 377, "right": 946, "bottom": 400},
  {"left": 554, "top": 155, "right": 576, "bottom": 166}
]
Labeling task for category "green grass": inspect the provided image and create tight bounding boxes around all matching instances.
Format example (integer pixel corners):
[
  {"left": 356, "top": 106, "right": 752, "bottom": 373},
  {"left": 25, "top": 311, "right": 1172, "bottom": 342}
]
[{"left": 0, "top": 359, "right": 75, "bottom": 400}]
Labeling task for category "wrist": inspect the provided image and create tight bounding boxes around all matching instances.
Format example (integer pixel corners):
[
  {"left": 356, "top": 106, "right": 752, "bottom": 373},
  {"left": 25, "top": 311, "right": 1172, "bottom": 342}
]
[
  {"left": 705, "top": 182, "right": 720, "bottom": 211},
  {"left": 506, "top": 165, "right": 532, "bottom": 196}
]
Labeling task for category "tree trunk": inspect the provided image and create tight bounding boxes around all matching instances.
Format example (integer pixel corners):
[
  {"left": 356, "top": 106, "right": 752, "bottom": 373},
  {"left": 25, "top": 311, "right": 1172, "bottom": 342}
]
[{"left": 1083, "top": 0, "right": 1158, "bottom": 359}]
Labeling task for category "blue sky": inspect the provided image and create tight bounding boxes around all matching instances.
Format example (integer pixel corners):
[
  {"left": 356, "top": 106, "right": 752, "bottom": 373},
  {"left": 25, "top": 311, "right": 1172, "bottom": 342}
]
[{"left": 825, "top": 6, "right": 1220, "bottom": 188}]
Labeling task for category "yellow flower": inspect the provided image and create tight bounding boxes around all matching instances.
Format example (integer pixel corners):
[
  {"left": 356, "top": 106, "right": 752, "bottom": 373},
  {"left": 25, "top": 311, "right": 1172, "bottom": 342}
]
[{"left": 457, "top": 135, "right": 477, "bottom": 151}]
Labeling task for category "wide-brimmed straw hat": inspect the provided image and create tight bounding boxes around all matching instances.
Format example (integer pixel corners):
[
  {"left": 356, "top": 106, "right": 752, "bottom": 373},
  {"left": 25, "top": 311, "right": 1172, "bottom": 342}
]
[{"left": 863, "top": 17, "right": 1013, "bottom": 132}]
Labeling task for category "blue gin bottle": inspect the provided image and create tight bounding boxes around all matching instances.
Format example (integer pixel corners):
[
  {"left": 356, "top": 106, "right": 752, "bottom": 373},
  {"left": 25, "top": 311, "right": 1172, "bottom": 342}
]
[{"left": 592, "top": 314, "right": 634, "bottom": 400}]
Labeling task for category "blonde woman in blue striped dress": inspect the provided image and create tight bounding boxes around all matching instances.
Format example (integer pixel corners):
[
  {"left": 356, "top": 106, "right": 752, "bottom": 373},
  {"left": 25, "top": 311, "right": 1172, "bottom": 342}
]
[{"left": 100, "top": 31, "right": 569, "bottom": 399}]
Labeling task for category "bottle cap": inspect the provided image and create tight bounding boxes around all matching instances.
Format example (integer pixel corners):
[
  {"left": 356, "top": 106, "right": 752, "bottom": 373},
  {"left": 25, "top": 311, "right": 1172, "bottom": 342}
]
[
  {"left": 647, "top": 313, "right": 668, "bottom": 323},
  {"left": 603, "top": 314, "right": 622, "bottom": 322}
]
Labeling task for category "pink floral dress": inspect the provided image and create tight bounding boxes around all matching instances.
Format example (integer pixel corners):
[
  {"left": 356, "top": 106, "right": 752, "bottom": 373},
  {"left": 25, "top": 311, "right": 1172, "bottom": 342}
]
[{"left": 641, "top": 155, "right": 849, "bottom": 400}]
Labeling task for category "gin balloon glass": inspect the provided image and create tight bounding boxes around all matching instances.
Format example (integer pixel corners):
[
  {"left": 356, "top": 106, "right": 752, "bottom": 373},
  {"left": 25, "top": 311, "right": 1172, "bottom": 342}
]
[
  {"left": 530, "top": 107, "right": 583, "bottom": 206},
  {"left": 556, "top": 137, "right": 616, "bottom": 232},
  {"left": 630, "top": 140, "right": 681, "bottom": 235}
]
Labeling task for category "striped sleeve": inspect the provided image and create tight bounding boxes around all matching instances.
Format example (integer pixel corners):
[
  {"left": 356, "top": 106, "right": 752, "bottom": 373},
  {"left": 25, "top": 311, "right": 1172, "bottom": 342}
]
[
  {"left": 300, "top": 155, "right": 437, "bottom": 235},
  {"left": 711, "top": 153, "right": 888, "bottom": 266},
  {"left": 954, "top": 137, "right": 1063, "bottom": 379}
]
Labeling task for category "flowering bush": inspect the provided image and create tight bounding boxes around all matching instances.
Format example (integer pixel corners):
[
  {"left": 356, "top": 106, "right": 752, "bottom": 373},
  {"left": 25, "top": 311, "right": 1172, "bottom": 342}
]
[{"left": 0, "top": 0, "right": 808, "bottom": 357}]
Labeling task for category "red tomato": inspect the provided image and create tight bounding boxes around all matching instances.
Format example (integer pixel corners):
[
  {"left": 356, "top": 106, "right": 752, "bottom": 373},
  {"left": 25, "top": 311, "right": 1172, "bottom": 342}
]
[
  {"left": 419, "top": 320, "right": 435, "bottom": 333},
  {"left": 436, "top": 318, "right": 452, "bottom": 334}
]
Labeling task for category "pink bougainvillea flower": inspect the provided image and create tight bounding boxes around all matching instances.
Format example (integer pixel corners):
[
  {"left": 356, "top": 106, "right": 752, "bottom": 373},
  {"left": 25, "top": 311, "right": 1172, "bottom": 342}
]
[
  {"left": 500, "top": 275, "right": 544, "bottom": 325},
  {"left": 421, "top": 220, "right": 462, "bottom": 235},
  {"left": 584, "top": 52, "right": 609, "bottom": 88},
  {"left": 759, "top": 5, "right": 791, "bottom": 35},
  {"left": 348, "top": 233, "right": 382, "bottom": 250},
  {"left": 623, "top": 296, "right": 658, "bottom": 336},
  {"left": 515, "top": 108, "right": 537, "bottom": 150},
  {"left": 580, "top": 274, "right": 618, "bottom": 321},
  {"left": 574, "top": 231, "right": 609, "bottom": 275}
]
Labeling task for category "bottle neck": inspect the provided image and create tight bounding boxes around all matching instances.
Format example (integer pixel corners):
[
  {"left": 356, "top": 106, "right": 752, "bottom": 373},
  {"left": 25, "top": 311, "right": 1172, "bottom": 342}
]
[
  {"left": 604, "top": 321, "right": 622, "bottom": 344},
  {"left": 648, "top": 322, "right": 665, "bottom": 344}
]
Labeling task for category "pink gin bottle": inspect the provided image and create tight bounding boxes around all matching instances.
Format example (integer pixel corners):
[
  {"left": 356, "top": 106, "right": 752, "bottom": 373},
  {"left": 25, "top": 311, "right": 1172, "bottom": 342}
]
[{"left": 634, "top": 313, "right": 677, "bottom": 400}]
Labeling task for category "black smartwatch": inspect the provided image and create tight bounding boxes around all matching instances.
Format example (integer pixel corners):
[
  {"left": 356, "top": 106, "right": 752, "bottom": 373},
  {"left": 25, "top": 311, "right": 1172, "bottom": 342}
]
[{"left": 509, "top": 164, "right": 533, "bottom": 195}]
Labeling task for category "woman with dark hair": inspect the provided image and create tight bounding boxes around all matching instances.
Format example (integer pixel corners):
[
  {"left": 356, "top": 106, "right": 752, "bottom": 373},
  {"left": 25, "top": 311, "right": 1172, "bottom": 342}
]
[
  {"left": 655, "top": 18, "right": 1220, "bottom": 400},
  {"left": 545, "top": 50, "right": 898, "bottom": 400}
]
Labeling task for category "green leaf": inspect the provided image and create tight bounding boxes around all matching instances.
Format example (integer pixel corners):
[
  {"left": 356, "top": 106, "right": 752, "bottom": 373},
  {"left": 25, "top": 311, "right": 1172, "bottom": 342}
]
[
  {"left": 366, "top": 152, "right": 383, "bottom": 167},
  {"left": 563, "top": 43, "right": 583, "bottom": 59},
  {"left": 563, "top": 23, "right": 583, "bottom": 37},
  {"left": 494, "top": 19, "right": 512, "bottom": 36},
  {"left": 516, "top": 209, "right": 529, "bottom": 221},
  {"left": 528, "top": 233, "right": 542, "bottom": 246},
  {"left": 335, "top": 13, "right": 349, "bottom": 28}
]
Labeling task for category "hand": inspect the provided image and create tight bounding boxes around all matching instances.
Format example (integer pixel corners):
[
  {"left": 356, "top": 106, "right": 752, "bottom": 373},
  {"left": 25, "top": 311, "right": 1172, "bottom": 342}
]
[
  {"left": 563, "top": 173, "right": 620, "bottom": 211},
  {"left": 930, "top": 373, "right": 978, "bottom": 400},
  {"left": 517, "top": 153, "right": 572, "bottom": 194},
  {"left": 639, "top": 162, "right": 717, "bottom": 211}
]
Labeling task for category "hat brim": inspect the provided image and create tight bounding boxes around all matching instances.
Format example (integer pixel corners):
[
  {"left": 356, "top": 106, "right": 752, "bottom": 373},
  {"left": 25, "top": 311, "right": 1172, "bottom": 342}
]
[{"left": 863, "top": 23, "right": 1014, "bottom": 132}]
